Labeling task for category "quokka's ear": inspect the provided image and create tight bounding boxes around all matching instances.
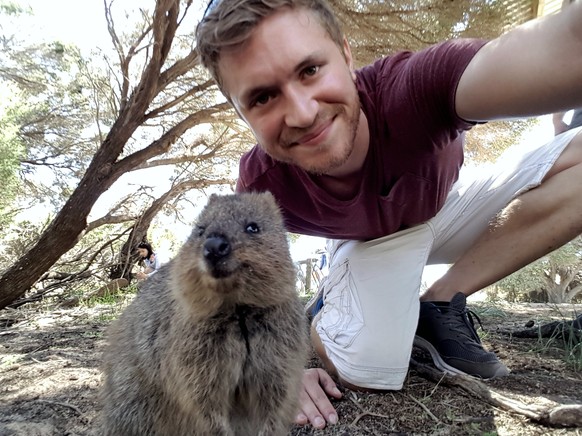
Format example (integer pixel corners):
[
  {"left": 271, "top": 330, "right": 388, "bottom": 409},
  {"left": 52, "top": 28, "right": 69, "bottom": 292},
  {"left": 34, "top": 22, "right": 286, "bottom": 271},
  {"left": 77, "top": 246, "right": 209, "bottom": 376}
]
[
  {"left": 206, "top": 193, "right": 221, "bottom": 206},
  {"left": 254, "top": 191, "right": 284, "bottom": 221},
  {"left": 258, "top": 190, "right": 275, "bottom": 204}
]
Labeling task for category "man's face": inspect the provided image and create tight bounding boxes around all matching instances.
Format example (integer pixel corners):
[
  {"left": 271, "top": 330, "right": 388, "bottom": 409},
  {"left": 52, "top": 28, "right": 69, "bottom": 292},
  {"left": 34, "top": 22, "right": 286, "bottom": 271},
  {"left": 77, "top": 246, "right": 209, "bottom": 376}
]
[{"left": 218, "top": 8, "right": 362, "bottom": 175}]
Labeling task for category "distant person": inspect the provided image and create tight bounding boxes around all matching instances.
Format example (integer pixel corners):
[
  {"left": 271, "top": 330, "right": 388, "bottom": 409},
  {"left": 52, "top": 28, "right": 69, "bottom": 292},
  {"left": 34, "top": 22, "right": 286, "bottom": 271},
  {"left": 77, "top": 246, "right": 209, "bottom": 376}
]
[
  {"left": 135, "top": 242, "right": 161, "bottom": 280},
  {"left": 553, "top": 108, "right": 582, "bottom": 136}
]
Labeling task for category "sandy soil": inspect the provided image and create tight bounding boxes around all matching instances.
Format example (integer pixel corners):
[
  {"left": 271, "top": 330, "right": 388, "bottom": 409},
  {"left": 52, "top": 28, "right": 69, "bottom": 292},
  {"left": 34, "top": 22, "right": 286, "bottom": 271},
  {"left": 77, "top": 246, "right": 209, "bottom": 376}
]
[{"left": 1, "top": 296, "right": 581, "bottom": 435}]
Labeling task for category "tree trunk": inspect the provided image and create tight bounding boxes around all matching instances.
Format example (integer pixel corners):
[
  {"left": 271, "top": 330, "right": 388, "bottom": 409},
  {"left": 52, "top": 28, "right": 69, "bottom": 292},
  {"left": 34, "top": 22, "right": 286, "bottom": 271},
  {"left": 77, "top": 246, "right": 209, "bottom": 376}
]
[
  {"left": 108, "top": 215, "right": 155, "bottom": 282},
  {"left": 544, "top": 262, "right": 579, "bottom": 304}
]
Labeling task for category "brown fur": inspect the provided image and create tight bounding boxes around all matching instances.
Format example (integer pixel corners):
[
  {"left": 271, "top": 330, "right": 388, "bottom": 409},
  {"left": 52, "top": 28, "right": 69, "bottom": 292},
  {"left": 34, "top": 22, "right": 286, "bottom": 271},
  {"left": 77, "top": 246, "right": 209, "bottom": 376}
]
[{"left": 101, "top": 192, "right": 308, "bottom": 436}]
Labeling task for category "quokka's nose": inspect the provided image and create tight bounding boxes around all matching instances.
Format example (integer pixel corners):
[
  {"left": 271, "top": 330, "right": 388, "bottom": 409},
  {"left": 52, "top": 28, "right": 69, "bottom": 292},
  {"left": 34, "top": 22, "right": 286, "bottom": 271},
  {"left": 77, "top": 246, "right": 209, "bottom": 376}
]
[{"left": 203, "top": 235, "right": 231, "bottom": 265}]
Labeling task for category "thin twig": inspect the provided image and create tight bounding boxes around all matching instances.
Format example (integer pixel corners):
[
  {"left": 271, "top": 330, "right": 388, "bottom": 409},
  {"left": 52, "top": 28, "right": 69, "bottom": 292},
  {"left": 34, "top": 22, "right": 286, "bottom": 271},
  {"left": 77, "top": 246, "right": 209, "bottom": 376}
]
[
  {"left": 408, "top": 394, "right": 441, "bottom": 423},
  {"left": 35, "top": 399, "right": 83, "bottom": 416},
  {"left": 347, "top": 392, "right": 392, "bottom": 426}
]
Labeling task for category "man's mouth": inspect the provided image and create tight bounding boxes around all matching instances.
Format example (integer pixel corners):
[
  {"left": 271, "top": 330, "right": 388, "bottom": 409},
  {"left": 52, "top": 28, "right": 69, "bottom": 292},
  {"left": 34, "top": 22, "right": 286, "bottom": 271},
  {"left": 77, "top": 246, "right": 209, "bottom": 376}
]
[{"left": 291, "top": 117, "right": 334, "bottom": 147}]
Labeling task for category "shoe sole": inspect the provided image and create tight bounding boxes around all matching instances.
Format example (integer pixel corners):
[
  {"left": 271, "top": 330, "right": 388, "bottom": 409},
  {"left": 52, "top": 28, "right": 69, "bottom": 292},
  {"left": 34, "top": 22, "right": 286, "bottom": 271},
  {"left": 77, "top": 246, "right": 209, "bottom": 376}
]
[
  {"left": 413, "top": 336, "right": 470, "bottom": 376},
  {"left": 413, "top": 336, "right": 509, "bottom": 379}
]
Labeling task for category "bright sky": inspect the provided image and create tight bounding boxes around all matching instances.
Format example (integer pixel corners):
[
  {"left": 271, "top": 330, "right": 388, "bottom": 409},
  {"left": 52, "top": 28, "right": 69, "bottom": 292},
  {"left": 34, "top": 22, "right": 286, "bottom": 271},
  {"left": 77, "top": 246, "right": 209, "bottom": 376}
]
[
  {"left": 12, "top": 0, "right": 211, "bottom": 52},
  {"left": 13, "top": 0, "right": 111, "bottom": 51}
]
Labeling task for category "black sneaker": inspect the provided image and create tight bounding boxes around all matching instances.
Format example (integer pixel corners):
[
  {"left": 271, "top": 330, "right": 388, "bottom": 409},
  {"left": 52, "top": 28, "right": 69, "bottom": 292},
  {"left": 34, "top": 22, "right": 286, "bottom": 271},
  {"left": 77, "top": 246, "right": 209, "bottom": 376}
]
[{"left": 414, "top": 292, "right": 509, "bottom": 379}]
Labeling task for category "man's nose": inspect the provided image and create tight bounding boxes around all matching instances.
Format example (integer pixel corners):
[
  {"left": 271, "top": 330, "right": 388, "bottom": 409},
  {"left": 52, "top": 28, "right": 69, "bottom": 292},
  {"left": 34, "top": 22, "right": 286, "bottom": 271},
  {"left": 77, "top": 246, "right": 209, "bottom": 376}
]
[{"left": 283, "top": 85, "right": 317, "bottom": 128}]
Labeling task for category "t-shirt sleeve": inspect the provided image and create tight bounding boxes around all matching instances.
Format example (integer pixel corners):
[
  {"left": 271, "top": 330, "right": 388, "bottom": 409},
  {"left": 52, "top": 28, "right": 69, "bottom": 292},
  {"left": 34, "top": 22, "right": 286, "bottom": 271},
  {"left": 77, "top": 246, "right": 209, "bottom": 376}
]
[
  {"left": 370, "top": 39, "right": 488, "bottom": 142},
  {"left": 235, "top": 151, "right": 252, "bottom": 193},
  {"left": 410, "top": 39, "right": 487, "bottom": 126}
]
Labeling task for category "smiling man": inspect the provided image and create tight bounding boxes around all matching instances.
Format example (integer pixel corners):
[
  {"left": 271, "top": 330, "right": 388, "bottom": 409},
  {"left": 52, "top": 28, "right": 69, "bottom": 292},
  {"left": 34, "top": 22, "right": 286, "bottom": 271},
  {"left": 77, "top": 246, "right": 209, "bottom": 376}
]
[
  {"left": 196, "top": 0, "right": 582, "bottom": 430},
  {"left": 218, "top": 15, "right": 363, "bottom": 178}
]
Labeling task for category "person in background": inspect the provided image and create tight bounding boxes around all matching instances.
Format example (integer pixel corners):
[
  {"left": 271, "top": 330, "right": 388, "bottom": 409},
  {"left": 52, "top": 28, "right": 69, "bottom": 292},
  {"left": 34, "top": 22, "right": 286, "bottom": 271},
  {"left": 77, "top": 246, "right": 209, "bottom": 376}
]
[{"left": 135, "top": 242, "right": 161, "bottom": 280}]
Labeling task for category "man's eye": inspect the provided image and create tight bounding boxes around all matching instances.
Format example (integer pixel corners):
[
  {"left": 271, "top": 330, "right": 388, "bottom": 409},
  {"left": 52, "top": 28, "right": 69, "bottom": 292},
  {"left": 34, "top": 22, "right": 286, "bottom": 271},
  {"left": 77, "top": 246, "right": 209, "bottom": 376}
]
[
  {"left": 303, "top": 65, "right": 319, "bottom": 77},
  {"left": 254, "top": 93, "right": 272, "bottom": 107}
]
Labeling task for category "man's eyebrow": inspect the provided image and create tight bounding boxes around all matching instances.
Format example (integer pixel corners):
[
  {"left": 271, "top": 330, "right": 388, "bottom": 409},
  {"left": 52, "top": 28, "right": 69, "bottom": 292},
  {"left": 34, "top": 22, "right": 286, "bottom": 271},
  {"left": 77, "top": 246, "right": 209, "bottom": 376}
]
[
  {"left": 241, "top": 85, "right": 278, "bottom": 107},
  {"left": 240, "top": 52, "right": 324, "bottom": 107},
  {"left": 294, "top": 53, "right": 323, "bottom": 74}
]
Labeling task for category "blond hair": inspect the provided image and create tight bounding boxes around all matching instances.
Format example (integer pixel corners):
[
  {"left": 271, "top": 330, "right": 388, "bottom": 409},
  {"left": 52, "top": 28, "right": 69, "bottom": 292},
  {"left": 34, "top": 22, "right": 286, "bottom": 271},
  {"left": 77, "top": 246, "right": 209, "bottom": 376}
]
[{"left": 196, "top": 0, "right": 344, "bottom": 93}]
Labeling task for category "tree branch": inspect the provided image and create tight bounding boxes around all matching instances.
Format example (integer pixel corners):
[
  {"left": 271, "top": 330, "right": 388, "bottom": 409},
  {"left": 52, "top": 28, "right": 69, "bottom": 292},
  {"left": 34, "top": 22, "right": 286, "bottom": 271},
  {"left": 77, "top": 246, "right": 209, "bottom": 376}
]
[
  {"left": 410, "top": 358, "right": 582, "bottom": 427},
  {"left": 111, "top": 101, "right": 232, "bottom": 177}
]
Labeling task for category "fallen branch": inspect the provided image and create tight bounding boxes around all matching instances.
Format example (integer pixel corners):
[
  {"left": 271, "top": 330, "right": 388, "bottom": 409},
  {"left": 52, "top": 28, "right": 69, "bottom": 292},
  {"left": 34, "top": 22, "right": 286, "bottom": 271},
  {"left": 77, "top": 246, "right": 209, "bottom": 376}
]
[
  {"left": 410, "top": 358, "right": 582, "bottom": 427},
  {"left": 407, "top": 393, "right": 441, "bottom": 423},
  {"left": 7, "top": 271, "right": 92, "bottom": 309},
  {"left": 504, "top": 314, "right": 582, "bottom": 342}
]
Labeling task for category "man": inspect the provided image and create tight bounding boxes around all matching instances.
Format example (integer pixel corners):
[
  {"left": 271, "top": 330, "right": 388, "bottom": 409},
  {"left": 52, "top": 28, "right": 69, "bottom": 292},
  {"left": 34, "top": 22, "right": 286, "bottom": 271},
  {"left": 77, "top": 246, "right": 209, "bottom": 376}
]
[{"left": 196, "top": 0, "right": 582, "bottom": 429}]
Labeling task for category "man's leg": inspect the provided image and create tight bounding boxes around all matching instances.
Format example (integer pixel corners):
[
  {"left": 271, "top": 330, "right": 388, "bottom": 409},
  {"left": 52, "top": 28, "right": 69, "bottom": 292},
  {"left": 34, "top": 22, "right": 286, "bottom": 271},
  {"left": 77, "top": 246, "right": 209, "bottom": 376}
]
[
  {"left": 311, "top": 224, "right": 433, "bottom": 390},
  {"left": 416, "top": 128, "right": 582, "bottom": 377},
  {"left": 426, "top": 129, "right": 582, "bottom": 301}
]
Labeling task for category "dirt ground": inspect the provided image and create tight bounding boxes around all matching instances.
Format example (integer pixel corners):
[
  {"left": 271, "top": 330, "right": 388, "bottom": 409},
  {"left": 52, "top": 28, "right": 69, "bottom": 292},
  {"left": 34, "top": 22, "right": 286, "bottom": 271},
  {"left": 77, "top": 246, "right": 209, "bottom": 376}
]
[{"left": 1, "top": 295, "right": 581, "bottom": 436}]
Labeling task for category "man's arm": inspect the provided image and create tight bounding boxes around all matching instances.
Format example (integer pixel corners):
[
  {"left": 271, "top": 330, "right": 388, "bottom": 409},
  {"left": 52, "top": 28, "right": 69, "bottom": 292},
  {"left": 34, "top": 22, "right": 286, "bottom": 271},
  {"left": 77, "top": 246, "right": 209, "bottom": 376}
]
[{"left": 456, "top": 0, "right": 582, "bottom": 122}]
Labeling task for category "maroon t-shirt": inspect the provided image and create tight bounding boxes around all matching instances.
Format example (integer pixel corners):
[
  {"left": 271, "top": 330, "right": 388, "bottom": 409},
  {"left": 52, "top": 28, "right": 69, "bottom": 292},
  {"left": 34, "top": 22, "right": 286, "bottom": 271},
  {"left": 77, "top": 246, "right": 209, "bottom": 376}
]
[{"left": 236, "top": 39, "right": 487, "bottom": 240}]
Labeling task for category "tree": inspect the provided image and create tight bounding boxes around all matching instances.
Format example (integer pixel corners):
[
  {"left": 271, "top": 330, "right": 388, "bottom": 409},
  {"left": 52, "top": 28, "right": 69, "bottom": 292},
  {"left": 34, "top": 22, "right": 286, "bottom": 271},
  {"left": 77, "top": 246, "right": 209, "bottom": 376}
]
[
  {"left": 0, "top": 99, "right": 25, "bottom": 230},
  {"left": 493, "top": 236, "right": 582, "bottom": 303},
  {"left": 331, "top": 0, "right": 534, "bottom": 67},
  {"left": 0, "top": 0, "right": 239, "bottom": 308}
]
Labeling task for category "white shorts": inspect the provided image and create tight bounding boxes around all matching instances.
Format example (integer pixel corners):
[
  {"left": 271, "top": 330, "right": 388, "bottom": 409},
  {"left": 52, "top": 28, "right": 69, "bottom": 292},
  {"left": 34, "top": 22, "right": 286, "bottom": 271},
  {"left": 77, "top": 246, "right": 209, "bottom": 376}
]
[{"left": 314, "top": 127, "right": 581, "bottom": 390}]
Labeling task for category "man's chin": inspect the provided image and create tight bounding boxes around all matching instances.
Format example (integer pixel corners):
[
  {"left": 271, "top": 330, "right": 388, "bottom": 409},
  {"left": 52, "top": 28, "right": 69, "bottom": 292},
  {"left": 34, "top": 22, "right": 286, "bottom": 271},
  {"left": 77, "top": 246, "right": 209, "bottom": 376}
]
[
  {"left": 302, "top": 161, "right": 347, "bottom": 176},
  {"left": 271, "top": 145, "right": 351, "bottom": 174},
  {"left": 301, "top": 153, "right": 352, "bottom": 175}
]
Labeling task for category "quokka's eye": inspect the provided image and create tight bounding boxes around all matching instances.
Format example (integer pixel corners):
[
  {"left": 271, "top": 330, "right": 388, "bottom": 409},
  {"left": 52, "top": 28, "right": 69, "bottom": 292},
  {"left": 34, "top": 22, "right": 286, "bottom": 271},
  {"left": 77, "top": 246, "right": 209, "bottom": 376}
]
[
  {"left": 196, "top": 226, "right": 205, "bottom": 236},
  {"left": 245, "top": 222, "right": 260, "bottom": 234}
]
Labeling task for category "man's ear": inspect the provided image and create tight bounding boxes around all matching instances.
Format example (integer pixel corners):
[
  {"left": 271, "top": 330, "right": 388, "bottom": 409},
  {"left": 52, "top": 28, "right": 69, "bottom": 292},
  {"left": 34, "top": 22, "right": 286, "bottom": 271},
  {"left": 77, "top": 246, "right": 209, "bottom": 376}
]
[{"left": 342, "top": 36, "right": 356, "bottom": 81}]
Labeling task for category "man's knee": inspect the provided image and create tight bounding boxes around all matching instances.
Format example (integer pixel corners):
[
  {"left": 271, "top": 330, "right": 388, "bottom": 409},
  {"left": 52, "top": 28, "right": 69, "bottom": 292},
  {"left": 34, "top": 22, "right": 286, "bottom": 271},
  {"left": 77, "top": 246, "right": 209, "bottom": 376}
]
[
  {"left": 310, "top": 320, "right": 384, "bottom": 392},
  {"left": 311, "top": 313, "right": 412, "bottom": 391},
  {"left": 544, "top": 128, "right": 582, "bottom": 180}
]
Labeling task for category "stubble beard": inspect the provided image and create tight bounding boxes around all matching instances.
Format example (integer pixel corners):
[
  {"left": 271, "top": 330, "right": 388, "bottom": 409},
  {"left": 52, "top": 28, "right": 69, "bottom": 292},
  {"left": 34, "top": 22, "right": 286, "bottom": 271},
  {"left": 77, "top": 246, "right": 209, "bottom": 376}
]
[
  {"left": 304, "top": 105, "right": 359, "bottom": 176},
  {"left": 280, "top": 96, "right": 361, "bottom": 175}
]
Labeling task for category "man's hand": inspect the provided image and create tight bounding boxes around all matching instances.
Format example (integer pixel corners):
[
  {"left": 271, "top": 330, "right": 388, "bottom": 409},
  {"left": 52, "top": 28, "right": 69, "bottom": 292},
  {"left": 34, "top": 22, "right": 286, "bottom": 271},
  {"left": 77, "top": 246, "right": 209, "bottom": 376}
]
[{"left": 295, "top": 368, "right": 342, "bottom": 429}]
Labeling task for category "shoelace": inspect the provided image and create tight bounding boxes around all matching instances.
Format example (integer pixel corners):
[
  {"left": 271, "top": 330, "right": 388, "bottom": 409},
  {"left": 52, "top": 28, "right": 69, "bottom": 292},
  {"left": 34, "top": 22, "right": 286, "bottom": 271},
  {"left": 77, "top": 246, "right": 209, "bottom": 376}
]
[{"left": 440, "top": 306, "right": 484, "bottom": 344}]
